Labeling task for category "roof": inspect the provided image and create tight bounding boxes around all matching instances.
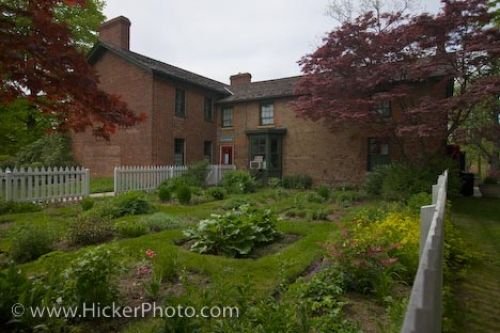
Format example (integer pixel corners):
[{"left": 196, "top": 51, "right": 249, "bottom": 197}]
[
  {"left": 88, "top": 42, "right": 230, "bottom": 95},
  {"left": 217, "top": 76, "right": 302, "bottom": 104}
]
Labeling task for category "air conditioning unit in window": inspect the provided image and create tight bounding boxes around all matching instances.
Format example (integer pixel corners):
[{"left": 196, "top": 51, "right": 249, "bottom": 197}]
[{"left": 249, "top": 161, "right": 266, "bottom": 170}]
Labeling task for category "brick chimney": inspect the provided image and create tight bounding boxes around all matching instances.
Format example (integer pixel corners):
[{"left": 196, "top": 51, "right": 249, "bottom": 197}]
[
  {"left": 98, "top": 16, "right": 131, "bottom": 50},
  {"left": 230, "top": 73, "right": 252, "bottom": 86}
]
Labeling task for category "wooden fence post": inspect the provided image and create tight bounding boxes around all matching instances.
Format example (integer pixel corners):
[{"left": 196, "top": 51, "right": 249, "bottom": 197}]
[{"left": 5, "top": 169, "right": 12, "bottom": 201}]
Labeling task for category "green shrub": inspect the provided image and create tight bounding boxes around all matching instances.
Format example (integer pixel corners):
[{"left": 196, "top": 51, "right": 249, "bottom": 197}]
[
  {"left": 176, "top": 185, "right": 192, "bottom": 205},
  {"left": 306, "top": 192, "right": 325, "bottom": 204},
  {"left": 158, "top": 185, "right": 172, "bottom": 202},
  {"left": 0, "top": 264, "right": 30, "bottom": 324},
  {"left": 141, "top": 213, "right": 180, "bottom": 232},
  {"left": 365, "top": 158, "right": 460, "bottom": 201},
  {"left": 184, "top": 205, "right": 281, "bottom": 257},
  {"left": 365, "top": 165, "right": 391, "bottom": 195},
  {"left": 208, "top": 186, "right": 226, "bottom": 200},
  {"left": 90, "top": 199, "right": 120, "bottom": 218},
  {"left": 9, "top": 223, "right": 54, "bottom": 263},
  {"left": 68, "top": 211, "right": 114, "bottom": 245},
  {"left": 184, "top": 160, "right": 210, "bottom": 187},
  {"left": 0, "top": 200, "right": 41, "bottom": 215},
  {"left": 333, "top": 190, "right": 363, "bottom": 207},
  {"left": 268, "top": 177, "right": 282, "bottom": 188},
  {"left": 62, "top": 247, "right": 120, "bottom": 307},
  {"left": 406, "top": 192, "right": 432, "bottom": 215},
  {"left": 285, "top": 208, "right": 308, "bottom": 219},
  {"left": 309, "top": 208, "right": 330, "bottom": 221},
  {"left": 114, "top": 220, "right": 149, "bottom": 238},
  {"left": 80, "top": 197, "right": 95, "bottom": 211},
  {"left": 316, "top": 185, "right": 331, "bottom": 201},
  {"left": 222, "top": 171, "right": 256, "bottom": 194},
  {"left": 14, "top": 134, "right": 74, "bottom": 167},
  {"left": 113, "top": 192, "right": 152, "bottom": 217},
  {"left": 282, "top": 175, "right": 313, "bottom": 189}
]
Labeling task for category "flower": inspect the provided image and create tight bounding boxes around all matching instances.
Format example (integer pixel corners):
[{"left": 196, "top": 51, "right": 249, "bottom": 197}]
[
  {"left": 136, "top": 265, "right": 152, "bottom": 276},
  {"left": 145, "top": 249, "right": 156, "bottom": 258}
]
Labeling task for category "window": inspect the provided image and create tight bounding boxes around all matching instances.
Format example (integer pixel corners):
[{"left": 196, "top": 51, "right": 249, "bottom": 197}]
[
  {"left": 203, "top": 141, "right": 213, "bottom": 163},
  {"left": 174, "top": 138, "right": 185, "bottom": 166},
  {"left": 374, "top": 100, "right": 391, "bottom": 118},
  {"left": 367, "top": 138, "right": 390, "bottom": 171},
  {"left": 204, "top": 97, "right": 213, "bottom": 121},
  {"left": 175, "top": 89, "right": 186, "bottom": 117},
  {"left": 221, "top": 107, "right": 233, "bottom": 128},
  {"left": 260, "top": 103, "right": 274, "bottom": 125}
]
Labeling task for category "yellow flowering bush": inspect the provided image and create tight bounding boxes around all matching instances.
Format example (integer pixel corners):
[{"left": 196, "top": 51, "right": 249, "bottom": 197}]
[
  {"left": 327, "top": 205, "right": 421, "bottom": 298},
  {"left": 353, "top": 212, "right": 420, "bottom": 281}
]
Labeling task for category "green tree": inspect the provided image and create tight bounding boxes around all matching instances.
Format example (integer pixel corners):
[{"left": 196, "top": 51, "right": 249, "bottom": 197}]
[{"left": 53, "top": 0, "right": 106, "bottom": 52}]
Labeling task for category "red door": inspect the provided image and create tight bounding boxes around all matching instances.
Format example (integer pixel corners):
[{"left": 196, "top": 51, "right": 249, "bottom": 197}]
[{"left": 220, "top": 146, "right": 233, "bottom": 165}]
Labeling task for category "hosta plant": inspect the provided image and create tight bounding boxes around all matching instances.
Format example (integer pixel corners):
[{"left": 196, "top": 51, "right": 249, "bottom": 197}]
[{"left": 184, "top": 205, "right": 281, "bottom": 257}]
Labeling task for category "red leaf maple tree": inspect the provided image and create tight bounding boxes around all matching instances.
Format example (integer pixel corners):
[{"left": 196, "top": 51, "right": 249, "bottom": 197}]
[
  {"left": 0, "top": 0, "right": 144, "bottom": 139},
  {"left": 293, "top": 0, "right": 500, "bottom": 156}
]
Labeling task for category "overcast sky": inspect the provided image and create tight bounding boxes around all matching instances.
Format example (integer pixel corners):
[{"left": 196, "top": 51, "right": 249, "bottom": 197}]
[{"left": 103, "top": 0, "right": 443, "bottom": 84}]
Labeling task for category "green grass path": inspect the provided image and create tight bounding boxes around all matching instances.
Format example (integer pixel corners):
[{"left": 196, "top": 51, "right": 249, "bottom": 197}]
[{"left": 452, "top": 197, "right": 500, "bottom": 333}]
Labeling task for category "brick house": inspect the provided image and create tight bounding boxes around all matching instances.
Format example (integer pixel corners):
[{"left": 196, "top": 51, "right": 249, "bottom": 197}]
[{"left": 72, "top": 16, "right": 450, "bottom": 184}]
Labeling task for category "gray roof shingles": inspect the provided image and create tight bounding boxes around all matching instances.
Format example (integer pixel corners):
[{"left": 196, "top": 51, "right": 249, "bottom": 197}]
[
  {"left": 89, "top": 42, "right": 302, "bottom": 101},
  {"left": 218, "top": 76, "right": 301, "bottom": 104},
  {"left": 89, "top": 42, "right": 230, "bottom": 94}
]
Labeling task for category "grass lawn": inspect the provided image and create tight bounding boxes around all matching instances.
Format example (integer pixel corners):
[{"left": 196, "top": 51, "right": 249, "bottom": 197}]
[
  {"left": 450, "top": 197, "right": 500, "bottom": 333},
  {"left": 90, "top": 177, "right": 114, "bottom": 193}
]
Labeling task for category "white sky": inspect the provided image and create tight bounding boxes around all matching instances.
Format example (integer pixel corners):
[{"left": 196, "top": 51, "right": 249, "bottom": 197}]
[{"left": 103, "top": 0, "right": 443, "bottom": 84}]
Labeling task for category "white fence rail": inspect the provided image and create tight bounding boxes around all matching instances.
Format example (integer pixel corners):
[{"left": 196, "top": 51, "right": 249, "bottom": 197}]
[
  {"left": 0, "top": 167, "right": 90, "bottom": 203},
  {"left": 401, "top": 170, "right": 448, "bottom": 333},
  {"left": 114, "top": 164, "right": 236, "bottom": 194}
]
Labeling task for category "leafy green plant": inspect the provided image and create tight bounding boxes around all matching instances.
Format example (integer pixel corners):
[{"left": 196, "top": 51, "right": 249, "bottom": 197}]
[
  {"left": 306, "top": 191, "right": 326, "bottom": 203},
  {"left": 140, "top": 213, "right": 180, "bottom": 232},
  {"left": 316, "top": 185, "right": 331, "bottom": 201},
  {"left": 14, "top": 134, "right": 74, "bottom": 167},
  {"left": 158, "top": 185, "right": 172, "bottom": 202},
  {"left": 184, "top": 205, "right": 281, "bottom": 257},
  {"left": 282, "top": 175, "right": 313, "bottom": 189},
  {"left": 114, "top": 220, "right": 149, "bottom": 238},
  {"left": 0, "top": 200, "right": 41, "bottom": 215},
  {"left": 365, "top": 158, "right": 460, "bottom": 200},
  {"left": 309, "top": 208, "right": 330, "bottom": 221},
  {"left": 9, "top": 223, "right": 54, "bottom": 263},
  {"left": 0, "top": 264, "right": 30, "bottom": 325},
  {"left": 184, "top": 160, "right": 210, "bottom": 187},
  {"left": 222, "top": 198, "right": 248, "bottom": 210},
  {"left": 208, "top": 186, "right": 226, "bottom": 200},
  {"left": 222, "top": 171, "right": 256, "bottom": 194},
  {"left": 268, "top": 177, "right": 282, "bottom": 188},
  {"left": 68, "top": 210, "right": 114, "bottom": 245},
  {"left": 80, "top": 197, "right": 95, "bottom": 211},
  {"left": 62, "top": 247, "right": 120, "bottom": 307},
  {"left": 176, "top": 185, "right": 192, "bottom": 205},
  {"left": 333, "top": 190, "right": 363, "bottom": 207},
  {"left": 113, "top": 191, "right": 152, "bottom": 217}
]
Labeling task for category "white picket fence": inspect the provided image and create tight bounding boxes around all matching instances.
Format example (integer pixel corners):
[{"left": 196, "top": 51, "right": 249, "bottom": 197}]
[
  {"left": 114, "top": 164, "right": 236, "bottom": 194},
  {"left": 0, "top": 167, "right": 90, "bottom": 203},
  {"left": 401, "top": 170, "right": 448, "bottom": 333}
]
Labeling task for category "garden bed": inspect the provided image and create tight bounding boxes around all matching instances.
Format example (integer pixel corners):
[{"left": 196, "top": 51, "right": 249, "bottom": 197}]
[{"left": 177, "top": 233, "right": 301, "bottom": 259}]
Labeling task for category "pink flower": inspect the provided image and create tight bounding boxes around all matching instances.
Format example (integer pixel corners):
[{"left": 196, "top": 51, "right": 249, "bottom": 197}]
[
  {"left": 136, "top": 265, "right": 152, "bottom": 276},
  {"left": 145, "top": 249, "right": 156, "bottom": 258}
]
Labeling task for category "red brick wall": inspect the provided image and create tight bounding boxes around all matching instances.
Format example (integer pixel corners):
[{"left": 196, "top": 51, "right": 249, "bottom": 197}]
[
  {"left": 216, "top": 80, "right": 449, "bottom": 185},
  {"left": 72, "top": 51, "right": 154, "bottom": 177},
  {"left": 152, "top": 76, "right": 219, "bottom": 165}
]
